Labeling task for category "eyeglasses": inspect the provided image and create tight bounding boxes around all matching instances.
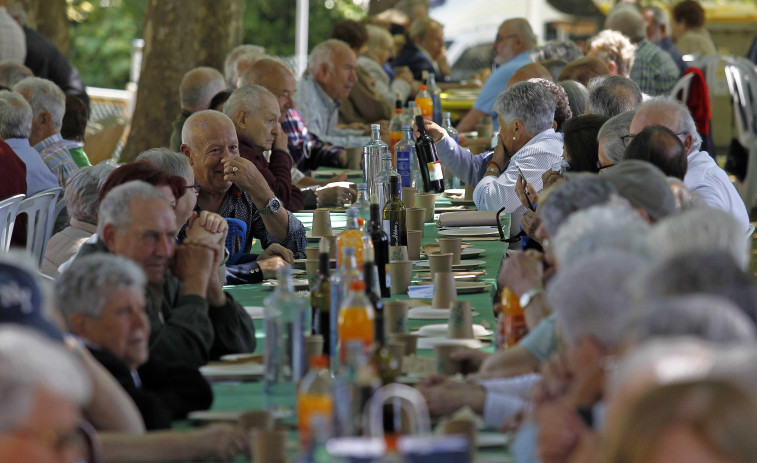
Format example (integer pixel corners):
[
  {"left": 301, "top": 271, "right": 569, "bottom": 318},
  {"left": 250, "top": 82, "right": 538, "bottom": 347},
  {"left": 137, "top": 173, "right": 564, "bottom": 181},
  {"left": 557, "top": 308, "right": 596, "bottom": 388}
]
[
  {"left": 597, "top": 161, "right": 615, "bottom": 171},
  {"left": 621, "top": 131, "right": 688, "bottom": 148},
  {"left": 184, "top": 183, "right": 201, "bottom": 194}
]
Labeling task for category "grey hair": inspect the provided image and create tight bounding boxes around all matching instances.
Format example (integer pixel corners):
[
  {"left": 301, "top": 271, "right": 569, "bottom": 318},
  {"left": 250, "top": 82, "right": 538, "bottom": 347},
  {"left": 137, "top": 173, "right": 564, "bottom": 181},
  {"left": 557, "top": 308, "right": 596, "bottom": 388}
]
[
  {"left": 587, "top": 75, "right": 642, "bottom": 118},
  {"left": 308, "top": 39, "right": 352, "bottom": 76},
  {"left": 224, "top": 44, "right": 266, "bottom": 87},
  {"left": 539, "top": 175, "right": 618, "bottom": 237},
  {"left": 493, "top": 81, "right": 555, "bottom": 135},
  {"left": 637, "top": 96, "right": 702, "bottom": 153},
  {"left": 179, "top": 67, "right": 226, "bottom": 112},
  {"left": 529, "top": 78, "right": 572, "bottom": 131},
  {"left": 558, "top": 80, "right": 588, "bottom": 118},
  {"left": 647, "top": 207, "right": 750, "bottom": 270},
  {"left": 627, "top": 295, "right": 757, "bottom": 346},
  {"left": 547, "top": 249, "right": 649, "bottom": 350},
  {"left": 408, "top": 16, "right": 442, "bottom": 41},
  {"left": 605, "top": 4, "right": 647, "bottom": 43},
  {"left": 233, "top": 52, "right": 270, "bottom": 88},
  {"left": 0, "top": 326, "right": 91, "bottom": 432},
  {"left": 0, "top": 89, "right": 32, "bottom": 139},
  {"left": 365, "top": 24, "right": 394, "bottom": 54},
  {"left": 643, "top": 5, "right": 670, "bottom": 30},
  {"left": 13, "top": 77, "right": 66, "bottom": 132},
  {"left": 631, "top": 250, "right": 757, "bottom": 326},
  {"left": 238, "top": 58, "right": 292, "bottom": 88},
  {"left": 560, "top": 226, "right": 653, "bottom": 269},
  {"left": 97, "top": 180, "right": 170, "bottom": 236},
  {"left": 223, "top": 84, "right": 276, "bottom": 123},
  {"left": 597, "top": 110, "right": 637, "bottom": 163},
  {"left": 137, "top": 148, "right": 192, "bottom": 178},
  {"left": 552, "top": 196, "right": 650, "bottom": 264},
  {"left": 63, "top": 163, "right": 117, "bottom": 225},
  {"left": 56, "top": 254, "right": 146, "bottom": 320},
  {"left": 0, "top": 61, "right": 33, "bottom": 88},
  {"left": 587, "top": 30, "right": 636, "bottom": 77}
]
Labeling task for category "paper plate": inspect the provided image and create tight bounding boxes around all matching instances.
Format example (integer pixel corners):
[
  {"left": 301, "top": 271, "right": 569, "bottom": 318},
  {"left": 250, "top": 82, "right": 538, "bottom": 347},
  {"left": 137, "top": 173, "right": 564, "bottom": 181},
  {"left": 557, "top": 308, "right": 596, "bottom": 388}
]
[
  {"left": 420, "top": 242, "right": 473, "bottom": 254},
  {"left": 243, "top": 306, "right": 265, "bottom": 320},
  {"left": 407, "top": 306, "right": 480, "bottom": 320},
  {"left": 416, "top": 337, "right": 485, "bottom": 350},
  {"left": 442, "top": 189, "right": 466, "bottom": 197},
  {"left": 415, "top": 323, "right": 493, "bottom": 338},
  {"left": 476, "top": 432, "right": 510, "bottom": 448},
  {"left": 460, "top": 248, "right": 486, "bottom": 259},
  {"left": 199, "top": 363, "right": 264, "bottom": 381},
  {"left": 220, "top": 353, "right": 263, "bottom": 363},
  {"left": 438, "top": 227, "right": 499, "bottom": 237},
  {"left": 414, "top": 271, "right": 485, "bottom": 282},
  {"left": 414, "top": 260, "right": 486, "bottom": 271},
  {"left": 436, "top": 206, "right": 476, "bottom": 213},
  {"left": 188, "top": 409, "right": 292, "bottom": 423},
  {"left": 262, "top": 279, "right": 310, "bottom": 291},
  {"left": 455, "top": 281, "right": 492, "bottom": 295}
]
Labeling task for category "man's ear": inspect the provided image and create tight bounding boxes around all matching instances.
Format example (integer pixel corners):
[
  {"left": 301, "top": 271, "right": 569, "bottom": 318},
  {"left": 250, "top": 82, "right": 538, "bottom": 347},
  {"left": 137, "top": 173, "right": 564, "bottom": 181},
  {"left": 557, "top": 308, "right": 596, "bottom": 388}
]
[
  {"left": 607, "top": 60, "right": 618, "bottom": 75},
  {"left": 235, "top": 109, "right": 248, "bottom": 131},
  {"left": 101, "top": 223, "right": 118, "bottom": 251},
  {"left": 38, "top": 111, "right": 50, "bottom": 127},
  {"left": 179, "top": 144, "right": 193, "bottom": 164}
]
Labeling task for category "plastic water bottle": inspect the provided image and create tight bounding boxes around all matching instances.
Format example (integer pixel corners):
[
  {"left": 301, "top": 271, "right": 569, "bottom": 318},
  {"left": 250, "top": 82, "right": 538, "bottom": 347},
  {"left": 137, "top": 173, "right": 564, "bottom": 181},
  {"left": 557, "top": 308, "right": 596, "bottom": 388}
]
[
  {"left": 395, "top": 124, "right": 420, "bottom": 189},
  {"left": 264, "top": 265, "right": 309, "bottom": 413},
  {"left": 353, "top": 183, "right": 371, "bottom": 231},
  {"left": 442, "top": 112, "right": 461, "bottom": 189},
  {"left": 362, "top": 124, "right": 389, "bottom": 197},
  {"left": 298, "top": 355, "right": 334, "bottom": 454}
]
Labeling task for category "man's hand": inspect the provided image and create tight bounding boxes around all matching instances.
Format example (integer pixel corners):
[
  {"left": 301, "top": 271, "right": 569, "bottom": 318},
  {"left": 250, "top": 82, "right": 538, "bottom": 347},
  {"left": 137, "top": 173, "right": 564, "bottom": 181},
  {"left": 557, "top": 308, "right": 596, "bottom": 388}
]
[
  {"left": 395, "top": 66, "right": 414, "bottom": 83},
  {"left": 542, "top": 170, "right": 565, "bottom": 190},
  {"left": 185, "top": 211, "right": 228, "bottom": 246},
  {"left": 172, "top": 243, "right": 215, "bottom": 297},
  {"left": 497, "top": 250, "right": 544, "bottom": 299},
  {"left": 273, "top": 124, "right": 289, "bottom": 151},
  {"left": 259, "top": 256, "right": 289, "bottom": 280},
  {"left": 222, "top": 156, "right": 274, "bottom": 206},
  {"left": 418, "top": 380, "right": 487, "bottom": 416},
  {"left": 327, "top": 173, "right": 348, "bottom": 183},
  {"left": 521, "top": 210, "right": 542, "bottom": 242},
  {"left": 187, "top": 424, "right": 247, "bottom": 461},
  {"left": 258, "top": 243, "right": 293, "bottom": 264},
  {"left": 315, "top": 185, "right": 357, "bottom": 208},
  {"left": 536, "top": 400, "right": 583, "bottom": 463},
  {"left": 420, "top": 119, "right": 446, "bottom": 143}
]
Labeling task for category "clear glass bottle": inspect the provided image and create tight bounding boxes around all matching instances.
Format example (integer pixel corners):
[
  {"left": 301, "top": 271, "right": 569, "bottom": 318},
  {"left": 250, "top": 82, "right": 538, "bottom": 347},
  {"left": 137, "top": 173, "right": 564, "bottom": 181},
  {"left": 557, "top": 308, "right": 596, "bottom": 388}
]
[
  {"left": 441, "top": 112, "right": 461, "bottom": 189},
  {"left": 428, "top": 73, "right": 442, "bottom": 125},
  {"left": 362, "top": 124, "right": 390, "bottom": 198},
  {"left": 389, "top": 100, "right": 403, "bottom": 166},
  {"left": 298, "top": 354, "right": 334, "bottom": 454},
  {"left": 383, "top": 176, "right": 407, "bottom": 247},
  {"left": 264, "top": 265, "right": 309, "bottom": 413},
  {"left": 374, "top": 151, "right": 400, "bottom": 233},
  {"left": 353, "top": 183, "right": 371, "bottom": 231},
  {"left": 395, "top": 124, "right": 420, "bottom": 189},
  {"left": 337, "top": 207, "right": 372, "bottom": 268}
]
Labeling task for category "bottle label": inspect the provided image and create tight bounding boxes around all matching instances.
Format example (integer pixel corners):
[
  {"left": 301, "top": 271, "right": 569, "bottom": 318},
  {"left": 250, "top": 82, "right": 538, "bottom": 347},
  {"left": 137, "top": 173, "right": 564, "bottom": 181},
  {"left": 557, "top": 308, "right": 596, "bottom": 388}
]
[
  {"left": 396, "top": 149, "right": 412, "bottom": 188},
  {"left": 384, "top": 219, "right": 401, "bottom": 246},
  {"left": 427, "top": 161, "right": 443, "bottom": 181}
]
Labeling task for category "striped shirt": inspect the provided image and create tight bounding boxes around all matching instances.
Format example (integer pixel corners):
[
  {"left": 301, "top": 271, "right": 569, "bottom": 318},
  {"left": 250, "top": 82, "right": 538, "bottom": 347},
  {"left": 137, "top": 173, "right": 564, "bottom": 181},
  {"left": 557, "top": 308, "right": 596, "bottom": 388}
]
[
  {"left": 630, "top": 39, "right": 680, "bottom": 96},
  {"left": 34, "top": 133, "right": 79, "bottom": 187},
  {"left": 282, "top": 108, "right": 343, "bottom": 171}
]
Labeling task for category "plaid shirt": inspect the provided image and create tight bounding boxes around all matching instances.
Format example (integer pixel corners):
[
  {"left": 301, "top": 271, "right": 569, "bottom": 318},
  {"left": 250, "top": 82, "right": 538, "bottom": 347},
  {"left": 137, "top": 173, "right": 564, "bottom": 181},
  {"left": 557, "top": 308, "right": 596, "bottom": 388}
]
[
  {"left": 630, "top": 39, "right": 681, "bottom": 96},
  {"left": 34, "top": 133, "right": 79, "bottom": 187},
  {"left": 282, "top": 108, "right": 343, "bottom": 171}
]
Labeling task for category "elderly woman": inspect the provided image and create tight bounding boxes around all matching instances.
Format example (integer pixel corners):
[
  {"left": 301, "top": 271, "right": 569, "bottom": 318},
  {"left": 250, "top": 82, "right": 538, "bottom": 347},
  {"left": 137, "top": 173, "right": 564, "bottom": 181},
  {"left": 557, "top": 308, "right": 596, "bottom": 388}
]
[
  {"left": 427, "top": 81, "right": 564, "bottom": 233},
  {"left": 41, "top": 163, "right": 116, "bottom": 277},
  {"left": 359, "top": 24, "right": 417, "bottom": 106}
]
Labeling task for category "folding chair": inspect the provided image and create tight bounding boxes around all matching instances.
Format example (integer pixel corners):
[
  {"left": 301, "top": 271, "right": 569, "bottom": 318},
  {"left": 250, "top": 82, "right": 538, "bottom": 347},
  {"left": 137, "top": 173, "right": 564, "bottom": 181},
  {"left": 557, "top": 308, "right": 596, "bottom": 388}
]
[
  {"left": 16, "top": 188, "right": 62, "bottom": 266},
  {"left": 0, "top": 194, "right": 25, "bottom": 252}
]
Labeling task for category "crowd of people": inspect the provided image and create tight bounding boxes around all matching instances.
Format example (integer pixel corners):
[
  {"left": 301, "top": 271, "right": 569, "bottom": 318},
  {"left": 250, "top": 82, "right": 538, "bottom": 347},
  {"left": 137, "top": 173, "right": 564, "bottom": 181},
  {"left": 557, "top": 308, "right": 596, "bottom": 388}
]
[{"left": 1, "top": 0, "right": 757, "bottom": 461}]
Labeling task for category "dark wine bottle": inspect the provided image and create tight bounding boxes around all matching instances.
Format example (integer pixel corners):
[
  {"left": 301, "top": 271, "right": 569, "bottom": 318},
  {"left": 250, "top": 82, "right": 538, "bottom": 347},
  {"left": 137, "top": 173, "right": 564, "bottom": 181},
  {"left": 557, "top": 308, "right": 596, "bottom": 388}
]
[
  {"left": 414, "top": 113, "right": 445, "bottom": 193},
  {"left": 369, "top": 194, "right": 391, "bottom": 298},
  {"left": 310, "top": 237, "right": 331, "bottom": 356},
  {"left": 382, "top": 176, "right": 407, "bottom": 247}
]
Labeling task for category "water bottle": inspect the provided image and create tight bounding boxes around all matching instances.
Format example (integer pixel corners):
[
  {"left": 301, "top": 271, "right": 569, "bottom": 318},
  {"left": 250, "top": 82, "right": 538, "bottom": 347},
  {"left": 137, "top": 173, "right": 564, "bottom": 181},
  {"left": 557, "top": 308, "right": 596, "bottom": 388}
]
[
  {"left": 329, "top": 246, "right": 363, "bottom": 373},
  {"left": 374, "top": 151, "right": 400, "bottom": 228},
  {"left": 442, "top": 112, "right": 461, "bottom": 189},
  {"left": 353, "top": 183, "right": 371, "bottom": 231},
  {"left": 264, "top": 265, "right": 309, "bottom": 413},
  {"left": 362, "top": 124, "right": 389, "bottom": 197},
  {"left": 395, "top": 124, "right": 420, "bottom": 189},
  {"left": 298, "top": 355, "right": 334, "bottom": 454}
]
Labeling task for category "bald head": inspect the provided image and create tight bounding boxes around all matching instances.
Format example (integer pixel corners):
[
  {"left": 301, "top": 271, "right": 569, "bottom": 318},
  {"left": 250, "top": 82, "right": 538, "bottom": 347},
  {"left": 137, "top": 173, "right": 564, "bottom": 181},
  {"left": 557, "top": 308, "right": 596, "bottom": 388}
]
[
  {"left": 507, "top": 63, "right": 552, "bottom": 88},
  {"left": 180, "top": 110, "right": 239, "bottom": 195},
  {"left": 181, "top": 109, "right": 235, "bottom": 148},
  {"left": 606, "top": 5, "right": 647, "bottom": 43},
  {"left": 630, "top": 97, "right": 701, "bottom": 155},
  {"left": 179, "top": 67, "right": 226, "bottom": 112},
  {"left": 238, "top": 59, "right": 297, "bottom": 119}
]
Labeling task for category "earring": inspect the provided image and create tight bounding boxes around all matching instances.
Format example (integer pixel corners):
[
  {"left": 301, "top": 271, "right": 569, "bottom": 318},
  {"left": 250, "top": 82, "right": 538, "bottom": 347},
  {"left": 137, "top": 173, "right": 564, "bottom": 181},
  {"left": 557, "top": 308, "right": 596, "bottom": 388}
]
[{"left": 512, "top": 136, "right": 516, "bottom": 141}]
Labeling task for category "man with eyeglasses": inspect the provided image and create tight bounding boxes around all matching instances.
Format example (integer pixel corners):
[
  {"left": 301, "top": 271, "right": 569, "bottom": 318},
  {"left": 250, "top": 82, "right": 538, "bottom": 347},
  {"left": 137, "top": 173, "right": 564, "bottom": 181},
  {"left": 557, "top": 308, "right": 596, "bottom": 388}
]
[
  {"left": 457, "top": 18, "right": 537, "bottom": 132},
  {"left": 629, "top": 97, "right": 749, "bottom": 230}
]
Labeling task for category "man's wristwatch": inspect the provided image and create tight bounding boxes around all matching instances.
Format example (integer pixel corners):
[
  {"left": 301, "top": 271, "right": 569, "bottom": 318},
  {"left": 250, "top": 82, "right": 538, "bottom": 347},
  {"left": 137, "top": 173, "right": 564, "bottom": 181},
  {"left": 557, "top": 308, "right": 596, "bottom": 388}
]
[
  {"left": 259, "top": 196, "right": 281, "bottom": 215},
  {"left": 519, "top": 288, "right": 544, "bottom": 310}
]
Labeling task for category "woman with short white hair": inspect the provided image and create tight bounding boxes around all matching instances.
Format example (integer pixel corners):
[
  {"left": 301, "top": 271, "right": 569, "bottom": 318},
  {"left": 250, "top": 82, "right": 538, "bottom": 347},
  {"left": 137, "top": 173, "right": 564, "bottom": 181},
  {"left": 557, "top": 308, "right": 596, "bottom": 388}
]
[{"left": 359, "top": 24, "right": 417, "bottom": 105}]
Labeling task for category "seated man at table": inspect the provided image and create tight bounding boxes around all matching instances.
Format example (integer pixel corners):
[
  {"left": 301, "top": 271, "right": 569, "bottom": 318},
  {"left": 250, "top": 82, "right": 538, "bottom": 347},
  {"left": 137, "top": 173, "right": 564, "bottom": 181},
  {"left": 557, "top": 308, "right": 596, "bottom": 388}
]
[
  {"left": 223, "top": 84, "right": 304, "bottom": 212},
  {"left": 77, "top": 180, "right": 256, "bottom": 369},
  {"left": 169, "top": 66, "right": 227, "bottom": 152},
  {"left": 180, "top": 110, "right": 307, "bottom": 273},
  {"left": 393, "top": 17, "right": 449, "bottom": 82},
  {"left": 58, "top": 254, "right": 213, "bottom": 430}
]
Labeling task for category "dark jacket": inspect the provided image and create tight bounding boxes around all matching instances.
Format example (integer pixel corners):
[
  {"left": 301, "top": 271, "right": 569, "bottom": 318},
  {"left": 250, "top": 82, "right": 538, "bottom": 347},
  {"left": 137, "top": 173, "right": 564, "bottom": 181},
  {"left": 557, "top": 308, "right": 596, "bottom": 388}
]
[
  {"left": 24, "top": 26, "right": 89, "bottom": 107},
  {"left": 393, "top": 42, "right": 443, "bottom": 82}
]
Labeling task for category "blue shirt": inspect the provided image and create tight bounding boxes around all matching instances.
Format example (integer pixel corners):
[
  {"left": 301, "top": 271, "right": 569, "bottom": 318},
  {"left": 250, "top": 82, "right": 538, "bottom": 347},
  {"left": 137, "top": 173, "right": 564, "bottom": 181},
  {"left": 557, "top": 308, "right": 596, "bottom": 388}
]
[{"left": 473, "top": 52, "right": 532, "bottom": 130}]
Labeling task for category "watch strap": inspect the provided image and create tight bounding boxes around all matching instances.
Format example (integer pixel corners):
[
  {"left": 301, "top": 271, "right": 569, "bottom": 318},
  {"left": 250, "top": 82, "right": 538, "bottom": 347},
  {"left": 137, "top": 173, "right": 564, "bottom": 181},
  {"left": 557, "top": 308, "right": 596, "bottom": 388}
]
[{"left": 519, "top": 287, "right": 544, "bottom": 310}]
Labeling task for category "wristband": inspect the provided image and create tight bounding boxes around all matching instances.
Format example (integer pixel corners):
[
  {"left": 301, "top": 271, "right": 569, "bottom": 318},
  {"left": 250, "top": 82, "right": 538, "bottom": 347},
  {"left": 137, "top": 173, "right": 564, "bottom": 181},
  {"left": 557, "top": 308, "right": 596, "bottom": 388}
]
[
  {"left": 485, "top": 167, "right": 500, "bottom": 177},
  {"left": 486, "top": 160, "right": 502, "bottom": 173}
]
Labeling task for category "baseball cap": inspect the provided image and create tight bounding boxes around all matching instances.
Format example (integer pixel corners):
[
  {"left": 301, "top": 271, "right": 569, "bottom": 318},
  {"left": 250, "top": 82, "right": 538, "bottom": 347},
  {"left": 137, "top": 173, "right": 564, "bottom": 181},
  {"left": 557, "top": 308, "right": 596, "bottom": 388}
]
[{"left": 0, "top": 262, "right": 64, "bottom": 342}]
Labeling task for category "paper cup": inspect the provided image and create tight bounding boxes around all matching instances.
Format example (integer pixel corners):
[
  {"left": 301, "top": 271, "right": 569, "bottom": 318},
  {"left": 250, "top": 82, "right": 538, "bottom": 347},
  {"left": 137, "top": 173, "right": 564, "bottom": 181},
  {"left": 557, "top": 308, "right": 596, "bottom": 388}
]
[
  {"left": 405, "top": 207, "right": 426, "bottom": 233},
  {"left": 402, "top": 187, "right": 417, "bottom": 208},
  {"left": 389, "top": 260, "right": 413, "bottom": 295},
  {"left": 389, "top": 245, "right": 409, "bottom": 262},
  {"left": 414, "top": 193, "right": 437, "bottom": 223},
  {"left": 428, "top": 252, "right": 453, "bottom": 274},
  {"left": 346, "top": 147, "right": 362, "bottom": 170},
  {"left": 431, "top": 271, "right": 457, "bottom": 309},
  {"left": 406, "top": 230, "right": 423, "bottom": 261},
  {"left": 304, "top": 259, "right": 320, "bottom": 288},
  {"left": 435, "top": 343, "right": 462, "bottom": 375},
  {"left": 447, "top": 301, "right": 474, "bottom": 339},
  {"left": 442, "top": 418, "right": 477, "bottom": 461},
  {"left": 238, "top": 410, "right": 273, "bottom": 434},
  {"left": 383, "top": 300, "right": 409, "bottom": 335},
  {"left": 311, "top": 209, "right": 332, "bottom": 237},
  {"left": 251, "top": 429, "right": 287, "bottom": 463},
  {"left": 438, "top": 237, "right": 462, "bottom": 265},
  {"left": 305, "top": 247, "right": 320, "bottom": 261},
  {"left": 389, "top": 333, "right": 418, "bottom": 356}
]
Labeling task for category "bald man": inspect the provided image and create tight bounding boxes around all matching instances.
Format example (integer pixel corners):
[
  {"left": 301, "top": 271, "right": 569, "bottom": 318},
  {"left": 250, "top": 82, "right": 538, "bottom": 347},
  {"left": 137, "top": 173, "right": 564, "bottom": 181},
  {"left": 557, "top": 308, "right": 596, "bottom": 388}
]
[
  {"left": 506, "top": 63, "right": 552, "bottom": 88},
  {"left": 169, "top": 67, "right": 227, "bottom": 151}
]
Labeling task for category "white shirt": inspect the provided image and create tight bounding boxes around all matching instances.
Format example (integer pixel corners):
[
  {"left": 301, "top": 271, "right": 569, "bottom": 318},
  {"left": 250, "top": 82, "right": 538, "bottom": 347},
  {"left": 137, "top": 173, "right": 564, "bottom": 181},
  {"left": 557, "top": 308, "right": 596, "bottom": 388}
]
[
  {"left": 477, "top": 373, "right": 541, "bottom": 429},
  {"left": 684, "top": 149, "right": 750, "bottom": 232}
]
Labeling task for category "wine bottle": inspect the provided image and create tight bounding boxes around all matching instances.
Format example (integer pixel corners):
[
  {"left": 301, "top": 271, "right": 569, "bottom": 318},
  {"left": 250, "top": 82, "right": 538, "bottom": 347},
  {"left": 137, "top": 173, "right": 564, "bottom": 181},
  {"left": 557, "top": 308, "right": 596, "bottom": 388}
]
[
  {"left": 382, "top": 176, "right": 407, "bottom": 247},
  {"left": 368, "top": 194, "right": 390, "bottom": 298},
  {"left": 311, "top": 237, "right": 331, "bottom": 356},
  {"left": 414, "top": 110, "right": 445, "bottom": 193}
]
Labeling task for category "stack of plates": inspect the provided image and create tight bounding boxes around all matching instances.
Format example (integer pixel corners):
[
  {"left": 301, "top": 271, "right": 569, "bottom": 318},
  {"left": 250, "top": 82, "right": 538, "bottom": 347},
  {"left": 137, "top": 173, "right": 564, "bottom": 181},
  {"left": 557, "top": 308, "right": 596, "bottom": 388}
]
[
  {"left": 414, "top": 260, "right": 486, "bottom": 271},
  {"left": 407, "top": 306, "right": 480, "bottom": 320},
  {"left": 261, "top": 279, "right": 310, "bottom": 291},
  {"left": 414, "top": 323, "right": 493, "bottom": 338}
]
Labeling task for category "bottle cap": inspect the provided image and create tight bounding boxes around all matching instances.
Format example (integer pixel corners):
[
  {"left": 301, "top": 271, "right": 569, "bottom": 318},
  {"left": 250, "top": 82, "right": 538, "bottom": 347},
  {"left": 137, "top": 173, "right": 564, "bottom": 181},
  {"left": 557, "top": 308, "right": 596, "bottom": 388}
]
[
  {"left": 319, "top": 236, "right": 330, "bottom": 253},
  {"left": 443, "top": 112, "right": 451, "bottom": 118},
  {"left": 370, "top": 193, "right": 379, "bottom": 205},
  {"left": 349, "top": 280, "right": 366, "bottom": 291},
  {"left": 357, "top": 218, "right": 365, "bottom": 227},
  {"left": 357, "top": 183, "right": 367, "bottom": 190},
  {"left": 371, "top": 123, "right": 381, "bottom": 130},
  {"left": 309, "top": 354, "right": 328, "bottom": 368},
  {"left": 419, "top": 85, "right": 427, "bottom": 91},
  {"left": 395, "top": 99, "right": 403, "bottom": 110}
]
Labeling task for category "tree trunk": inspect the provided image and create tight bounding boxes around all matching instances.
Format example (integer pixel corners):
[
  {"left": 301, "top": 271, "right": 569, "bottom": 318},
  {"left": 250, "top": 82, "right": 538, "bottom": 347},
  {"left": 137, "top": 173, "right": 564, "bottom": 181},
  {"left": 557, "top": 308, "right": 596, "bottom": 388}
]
[
  {"left": 120, "top": 0, "right": 244, "bottom": 163},
  {"left": 14, "top": 0, "right": 69, "bottom": 55}
]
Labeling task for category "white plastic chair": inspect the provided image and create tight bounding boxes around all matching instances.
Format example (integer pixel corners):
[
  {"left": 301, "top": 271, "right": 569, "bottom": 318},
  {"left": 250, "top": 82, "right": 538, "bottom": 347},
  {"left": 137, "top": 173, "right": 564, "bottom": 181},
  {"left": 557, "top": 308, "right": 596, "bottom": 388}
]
[
  {"left": 669, "top": 72, "right": 695, "bottom": 103},
  {"left": 16, "top": 188, "right": 62, "bottom": 266},
  {"left": 0, "top": 194, "right": 25, "bottom": 252},
  {"left": 723, "top": 57, "right": 757, "bottom": 212}
]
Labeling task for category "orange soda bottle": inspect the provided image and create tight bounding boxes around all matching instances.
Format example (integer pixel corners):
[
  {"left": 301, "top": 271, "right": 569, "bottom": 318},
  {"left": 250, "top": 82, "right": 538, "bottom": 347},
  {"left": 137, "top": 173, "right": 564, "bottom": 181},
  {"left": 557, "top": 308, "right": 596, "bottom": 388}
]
[
  {"left": 337, "top": 280, "right": 375, "bottom": 365},
  {"left": 389, "top": 100, "right": 403, "bottom": 167},
  {"left": 496, "top": 287, "right": 528, "bottom": 349},
  {"left": 415, "top": 85, "right": 433, "bottom": 121},
  {"left": 297, "top": 354, "right": 333, "bottom": 451},
  {"left": 337, "top": 207, "right": 373, "bottom": 268}
]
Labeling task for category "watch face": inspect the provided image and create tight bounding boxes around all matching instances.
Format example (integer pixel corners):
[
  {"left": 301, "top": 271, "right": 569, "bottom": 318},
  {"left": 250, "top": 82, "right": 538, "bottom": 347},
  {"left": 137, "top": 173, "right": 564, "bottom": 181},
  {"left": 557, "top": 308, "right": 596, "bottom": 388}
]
[{"left": 270, "top": 198, "right": 281, "bottom": 211}]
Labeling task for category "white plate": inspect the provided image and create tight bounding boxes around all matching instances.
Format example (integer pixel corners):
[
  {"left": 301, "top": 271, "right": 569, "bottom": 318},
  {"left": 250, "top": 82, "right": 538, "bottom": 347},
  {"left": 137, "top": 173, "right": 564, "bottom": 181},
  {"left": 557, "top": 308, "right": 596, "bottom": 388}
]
[
  {"left": 199, "top": 363, "right": 264, "bottom": 381},
  {"left": 415, "top": 323, "right": 493, "bottom": 338},
  {"left": 244, "top": 306, "right": 265, "bottom": 319},
  {"left": 461, "top": 248, "right": 486, "bottom": 259},
  {"left": 476, "top": 432, "right": 510, "bottom": 448},
  {"left": 262, "top": 279, "right": 310, "bottom": 291},
  {"left": 414, "top": 271, "right": 484, "bottom": 282},
  {"left": 414, "top": 260, "right": 486, "bottom": 271},
  {"left": 188, "top": 409, "right": 292, "bottom": 422},
  {"left": 407, "top": 306, "right": 481, "bottom": 320},
  {"left": 442, "top": 189, "right": 466, "bottom": 197},
  {"left": 416, "top": 337, "right": 485, "bottom": 350},
  {"left": 438, "top": 227, "right": 499, "bottom": 237},
  {"left": 220, "top": 353, "right": 262, "bottom": 363},
  {"left": 455, "top": 282, "right": 492, "bottom": 295},
  {"left": 448, "top": 198, "right": 476, "bottom": 207}
]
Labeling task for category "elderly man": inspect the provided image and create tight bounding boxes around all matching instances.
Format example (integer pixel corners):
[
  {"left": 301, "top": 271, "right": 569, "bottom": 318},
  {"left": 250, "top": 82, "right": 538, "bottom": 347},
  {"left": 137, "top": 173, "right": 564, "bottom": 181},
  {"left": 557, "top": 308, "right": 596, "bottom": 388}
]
[
  {"left": 605, "top": 6, "right": 681, "bottom": 95},
  {"left": 13, "top": 76, "right": 78, "bottom": 186},
  {"left": 597, "top": 110, "right": 636, "bottom": 171},
  {"left": 223, "top": 85, "right": 303, "bottom": 212},
  {"left": 0, "top": 90, "right": 57, "bottom": 194},
  {"left": 0, "top": 60, "right": 32, "bottom": 88},
  {"left": 393, "top": 17, "right": 448, "bottom": 82},
  {"left": 625, "top": 125, "right": 688, "bottom": 180},
  {"left": 642, "top": 5, "right": 687, "bottom": 75},
  {"left": 180, "top": 110, "right": 306, "bottom": 264},
  {"left": 586, "top": 75, "right": 642, "bottom": 118},
  {"left": 629, "top": 97, "right": 749, "bottom": 230},
  {"left": 223, "top": 44, "right": 266, "bottom": 88},
  {"left": 58, "top": 254, "right": 213, "bottom": 430},
  {"left": 294, "top": 39, "right": 369, "bottom": 148},
  {"left": 169, "top": 67, "right": 227, "bottom": 152},
  {"left": 77, "top": 180, "right": 256, "bottom": 369},
  {"left": 458, "top": 18, "right": 537, "bottom": 132}
]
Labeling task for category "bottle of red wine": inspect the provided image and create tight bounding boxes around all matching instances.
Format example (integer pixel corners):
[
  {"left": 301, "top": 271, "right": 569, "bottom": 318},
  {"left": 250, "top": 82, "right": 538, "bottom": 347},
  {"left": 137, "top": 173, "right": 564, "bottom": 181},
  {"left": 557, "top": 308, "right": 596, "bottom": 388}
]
[
  {"left": 310, "top": 237, "right": 331, "bottom": 356},
  {"left": 368, "top": 194, "right": 391, "bottom": 298},
  {"left": 414, "top": 112, "right": 445, "bottom": 193}
]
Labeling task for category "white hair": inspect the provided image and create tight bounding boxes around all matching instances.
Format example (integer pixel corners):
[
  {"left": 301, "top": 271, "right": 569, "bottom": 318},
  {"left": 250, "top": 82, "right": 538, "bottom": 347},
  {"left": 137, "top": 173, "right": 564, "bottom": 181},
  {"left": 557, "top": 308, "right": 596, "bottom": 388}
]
[
  {"left": 63, "top": 163, "right": 117, "bottom": 225},
  {"left": 365, "top": 24, "right": 394, "bottom": 55},
  {"left": 308, "top": 39, "right": 351, "bottom": 76},
  {"left": 223, "top": 84, "right": 275, "bottom": 124},
  {"left": 636, "top": 96, "right": 702, "bottom": 153},
  {"left": 0, "top": 89, "right": 32, "bottom": 139},
  {"left": 137, "top": 148, "right": 192, "bottom": 178},
  {"left": 587, "top": 75, "right": 642, "bottom": 118},
  {"left": 224, "top": 44, "right": 266, "bottom": 87},
  {"left": 12, "top": 77, "right": 65, "bottom": 132},
  {"left": 644, "top": 5, "right": 670, "bottom": 31},
  {"left": 97, "top": 180, "right": 170, "bottom": 236},
  {"left": 587, "top": 30, "right": 635, "bottom": 77},
  {"left": 0, "top": 61, "right": 33, "bottom": 88},
  {"left": 179, "top": 66, "right": 226, "bottom": 111},
  {"left": 597, "top": 110, "right": 637, "bottom": 163},
  {"left": 56, "top": 254, "right": 146, "bottom": 320},
  {"left": 560, "top": 226, "right": 653, "bottom": 268},
  {"left": 647, "top": 207, "right": 750, "bottom": 270},
  {"left": 493, "top": 81, "right": 555, "bottom": 135},
  {"left": 0, "top": 326, "right": 91, "bottom": 431}
]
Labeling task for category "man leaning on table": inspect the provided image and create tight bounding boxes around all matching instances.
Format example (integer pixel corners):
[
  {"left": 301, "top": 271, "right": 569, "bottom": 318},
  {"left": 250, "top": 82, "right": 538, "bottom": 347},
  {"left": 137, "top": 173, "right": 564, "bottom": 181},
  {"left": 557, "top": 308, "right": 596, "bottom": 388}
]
[{"left": 75, "top": 180, "right": 256, "bottom": 369}]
